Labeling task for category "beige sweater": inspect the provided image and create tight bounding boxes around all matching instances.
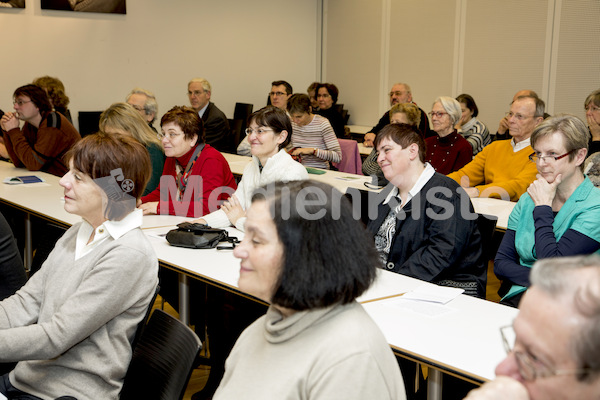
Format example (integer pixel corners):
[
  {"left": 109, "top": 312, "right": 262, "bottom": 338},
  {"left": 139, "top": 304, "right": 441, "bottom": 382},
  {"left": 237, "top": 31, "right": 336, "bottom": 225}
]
[{"left": 214, "top": 301, "right": 407, "bottom": 400}]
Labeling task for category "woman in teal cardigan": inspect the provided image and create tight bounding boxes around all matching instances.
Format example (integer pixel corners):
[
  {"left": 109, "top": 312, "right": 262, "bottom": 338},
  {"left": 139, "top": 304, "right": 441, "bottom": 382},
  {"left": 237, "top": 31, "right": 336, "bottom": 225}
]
[{"left": 495, "top": 114, "right": 600, "bottom": 307}]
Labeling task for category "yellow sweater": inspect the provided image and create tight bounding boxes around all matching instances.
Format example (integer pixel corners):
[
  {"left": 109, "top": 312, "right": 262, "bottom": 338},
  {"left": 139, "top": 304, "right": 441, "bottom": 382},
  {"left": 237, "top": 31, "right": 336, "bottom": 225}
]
[{"left": 447, "top": 140, "right": 537, "bottom": 201}]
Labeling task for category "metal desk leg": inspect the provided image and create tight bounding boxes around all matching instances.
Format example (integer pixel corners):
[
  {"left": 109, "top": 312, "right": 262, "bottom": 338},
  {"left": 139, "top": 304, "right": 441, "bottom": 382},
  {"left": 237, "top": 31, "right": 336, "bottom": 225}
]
[
  {"left": 24, "top": 214, "right": 32, "bottom": 272},
  {"left": 427, "top": 369, "right": 443, "bottom": 400},
  {"left": 178, "top": 273, "right": 190, "bottom": 325}
]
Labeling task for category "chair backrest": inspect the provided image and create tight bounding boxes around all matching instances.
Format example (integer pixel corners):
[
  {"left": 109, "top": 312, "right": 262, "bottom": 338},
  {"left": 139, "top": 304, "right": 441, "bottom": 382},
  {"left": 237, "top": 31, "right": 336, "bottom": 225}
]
[
  {"left": 228, "top": 118, "right": 245, "bottom": 153},
  {"left": 233, "top": 102, "right": 253, "bottom": 122},
  {"left": 476, "top": 213, "right": 498, "bottom": 262},
  {"left": 77, "top": 111, "right": 103, "bottom": 137},
  {"left": 130, "top": 284, "right": 160, "bottom": 352},
  {"left": 332, "top": 138, "right": 362, "bottom": 174},
  {"left": 120, "top": 309, "right": 202, "bottom": 400}
]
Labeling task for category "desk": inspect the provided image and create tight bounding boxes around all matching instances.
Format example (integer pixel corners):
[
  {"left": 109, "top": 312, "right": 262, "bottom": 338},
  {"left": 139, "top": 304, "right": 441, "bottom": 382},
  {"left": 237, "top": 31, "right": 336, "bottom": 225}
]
[
  {"left": 347, "top": 125, "right": 371, "bottom": 135},
  {"left": 221, "top": 152, "right": 377, "bottom": 194},
  {"left": 357, "top": 142, "right": 372, "bottom": 157},
  {"left": 363, "top": 288, "right": 518, "bottom": 399},
  {"left": 471, "top": 197, "right": 515, "bottom": 231}
]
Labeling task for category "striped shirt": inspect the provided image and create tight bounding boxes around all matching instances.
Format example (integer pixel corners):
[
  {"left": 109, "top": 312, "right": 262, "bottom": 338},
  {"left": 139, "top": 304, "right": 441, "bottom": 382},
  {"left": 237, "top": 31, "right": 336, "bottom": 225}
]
[
  {"left": 291, "top": 114, "right": 342, "bottom": 169},
  {"left": 459, "top": 117, "right": 491, "bottom": 156}
]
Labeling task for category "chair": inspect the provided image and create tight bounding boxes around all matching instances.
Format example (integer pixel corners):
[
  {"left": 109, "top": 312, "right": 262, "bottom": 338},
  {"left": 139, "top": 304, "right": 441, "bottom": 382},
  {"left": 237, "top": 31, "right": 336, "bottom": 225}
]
[
  {"left": 119, "top": 309, "right": 202, "bottom": 400},
  {"left": 131, "top": 284, "right": 160, "bottom": 352},
  {"left": 476, "top": 213, "right": 498, "bottom": 262},
  {"left": 233, "top": 102, "right": 253, "bottom": 122},
  {"left": 77, "top": 111, "right": 102, "bottom": 137},
  {"left": 332, "top": 139, "right": 362, "bottom": 174},
  {"left": 227, "top": 118, "right": 244, "bottom": 153}
]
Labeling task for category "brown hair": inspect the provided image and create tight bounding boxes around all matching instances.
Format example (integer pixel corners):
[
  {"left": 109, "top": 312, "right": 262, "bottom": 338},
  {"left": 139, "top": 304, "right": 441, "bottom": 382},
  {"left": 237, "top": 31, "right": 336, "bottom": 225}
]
[
  {"left": 65, "top": 132, "right": 151, "bottom": 221},
  {"left": 374, "top": 123, "right": 426, "bottom": 163},
  {"left": 160, "top": 106, "right": 205, "bottom": 143}
]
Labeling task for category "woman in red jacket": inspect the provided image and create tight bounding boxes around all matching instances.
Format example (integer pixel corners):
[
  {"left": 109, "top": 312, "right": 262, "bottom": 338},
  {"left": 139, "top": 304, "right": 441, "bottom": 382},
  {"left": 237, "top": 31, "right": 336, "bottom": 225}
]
[{"left": 140, "top": 106, "right": 236, "bottom": 217}]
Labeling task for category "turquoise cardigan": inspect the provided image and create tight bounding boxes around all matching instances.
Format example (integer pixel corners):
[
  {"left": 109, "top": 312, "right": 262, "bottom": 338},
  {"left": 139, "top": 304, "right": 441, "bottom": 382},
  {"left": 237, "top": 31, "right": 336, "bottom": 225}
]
[{"left": 505, "top": 177, "right": 600, "bottom": 298}]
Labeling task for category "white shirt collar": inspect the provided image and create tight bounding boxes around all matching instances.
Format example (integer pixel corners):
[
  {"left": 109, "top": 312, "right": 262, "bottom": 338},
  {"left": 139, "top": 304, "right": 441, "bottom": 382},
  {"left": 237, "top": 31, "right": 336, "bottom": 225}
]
[
  {"left": 512, "top": 137, "right": 531, "bottom": 153},
  {"left": 75, "top": 209, "right": 143, "bottom": 259},
  {"left": 383, "top": 163, "right": 436, "bottom": 207}
]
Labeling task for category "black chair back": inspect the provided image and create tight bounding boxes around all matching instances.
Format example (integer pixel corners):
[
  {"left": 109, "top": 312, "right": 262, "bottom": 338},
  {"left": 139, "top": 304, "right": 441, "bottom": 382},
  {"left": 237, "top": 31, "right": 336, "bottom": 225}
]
[
  {"left": 120, "top": 309, "right": 202, "bottom": 400},
  {"left": 77, "top": 111, "right": 102, "bottom": 137}
]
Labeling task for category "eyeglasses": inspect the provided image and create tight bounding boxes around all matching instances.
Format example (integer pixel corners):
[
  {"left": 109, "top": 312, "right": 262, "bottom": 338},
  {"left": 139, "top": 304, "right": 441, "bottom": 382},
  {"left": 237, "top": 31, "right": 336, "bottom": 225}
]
[
  {"left": 317, "top": 93, "right": 331, "bottom": 99},
  {"left": 528, "top": 150, "right": 573, "bottom": 163},
  {"left": 585, "top": 105, "right": 600, "bottom": 113},
  {"left": 500, "top": 325, "right": 593, "bottom": 381},
  {"left": 157, "top": 132, "right": 183, "bottom": 140},
  {"left": 130, "top": 104, "right": 144, "bottom": 112},
  {"left": 506, "top": 111, "right": 534, "bottom": 121},
  {"left": 187, "top": 90, "right": 205, "bottom": 97},
  {"left": 269, "top": 91, "right": 286, "bottom": 97},
  {"left": 13, "top": 100, "right": 32, "bottom": 106},
  {"left": 245, "top": 127, "right": 274, "bottom": 136},
  {"left": 389, "top": 91, "right": 407, "bottom": 97},
  {"left": 428, "top": 111, "right": 448, "bottom": 118}
]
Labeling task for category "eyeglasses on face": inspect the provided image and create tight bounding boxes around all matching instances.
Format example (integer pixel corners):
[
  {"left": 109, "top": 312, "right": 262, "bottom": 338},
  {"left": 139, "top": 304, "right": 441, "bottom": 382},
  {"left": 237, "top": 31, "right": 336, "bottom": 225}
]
[
  {"left": 585, "top": 105, "right": 600, "bottom": 113},
  {"left": 389, "top": 91, "right": 407, "bottom": 97},
  {"left": 428, "top": 111, "right": 448, "bottom": 118},
  {"left": 506, "top": 111, "right": 534, "bottom": 121},
  {"left": 500, "top": 325, "right": 593, "bottom": 382},
  {"left": 269, "top": 91, "right": 286, "bottom": 97},
  {"left": 157, "top": 132, "right": 183, "bottom": 140},
  {"left": 187, "top": 90, "right": 205, "bottom": 97},
  {"left": 245, "top": 127, "right": 274, "bottom": 136},
  {"left": 130, "top": 104, "right": 145, "bottom": 112},
  {"left": 317, "top": 93, "right": 331, "bottom": 99},
  {"left": 13, "top": 99, "right": 32, "bottom": 106},
  {"left": 528, "top": 150, "right": 574, "bottom": 163}
]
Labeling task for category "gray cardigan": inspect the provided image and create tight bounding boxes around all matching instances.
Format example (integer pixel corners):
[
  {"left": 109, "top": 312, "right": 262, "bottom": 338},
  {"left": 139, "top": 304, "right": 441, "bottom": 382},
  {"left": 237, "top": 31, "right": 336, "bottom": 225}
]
[{"left": 0, "top": 222, "right": 158, "bottom": 400}]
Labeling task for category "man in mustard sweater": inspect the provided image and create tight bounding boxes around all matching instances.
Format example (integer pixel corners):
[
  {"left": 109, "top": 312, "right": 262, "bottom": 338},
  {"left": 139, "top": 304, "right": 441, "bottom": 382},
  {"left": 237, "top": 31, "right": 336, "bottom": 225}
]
[{"left": 448, "top": 95, "right": 544, "bottom": 201}]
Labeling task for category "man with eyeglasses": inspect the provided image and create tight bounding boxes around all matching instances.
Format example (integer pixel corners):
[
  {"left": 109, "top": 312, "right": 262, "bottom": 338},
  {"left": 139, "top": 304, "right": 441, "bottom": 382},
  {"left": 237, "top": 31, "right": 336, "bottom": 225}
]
[
  {"left": 268, "top": 80, "right": 292, "bottom": 110},
  {"left": 237, "top": 80, "right": 293, "bottom": 156},
  {"left": 493, "top": 90, "right": 549, "bottom": 141},
  {"left": 0, "top": 84, "right": 80, "bottom": 176},
  {"left": 465, "top": 255, "right": 600, "bottom": 400},
  {"left": 448, "top": 95, "right": 543, "bottom": 201},
  {"left": 363, "top": 83, "right": 432, "bottom": 147},
  {"left": 187, "top": 77, "right": 230, "bottom": 152},
  {"left": 126, "top": 87, "right": 159, "bottom": 133}
]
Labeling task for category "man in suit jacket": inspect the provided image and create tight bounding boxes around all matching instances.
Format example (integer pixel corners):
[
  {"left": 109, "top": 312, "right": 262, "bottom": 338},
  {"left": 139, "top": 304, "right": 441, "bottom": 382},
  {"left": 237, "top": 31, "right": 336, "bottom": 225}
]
[{"left": 187, "top": 78, "right": 230, "bottom": 152}]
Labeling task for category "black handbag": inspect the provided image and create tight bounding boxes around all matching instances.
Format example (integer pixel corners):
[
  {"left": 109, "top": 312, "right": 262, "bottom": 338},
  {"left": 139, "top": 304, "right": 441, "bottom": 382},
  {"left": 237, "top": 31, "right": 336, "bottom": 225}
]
[{"left": 166, "top": 222, "right": 237, "bottom": 249}]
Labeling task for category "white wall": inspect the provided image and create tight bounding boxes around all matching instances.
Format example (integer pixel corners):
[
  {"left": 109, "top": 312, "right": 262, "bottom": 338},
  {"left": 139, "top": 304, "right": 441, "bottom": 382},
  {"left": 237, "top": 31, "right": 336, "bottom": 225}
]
[
  {"left": 324, "top": 0, "right": 600, "bottom": 130},
  {"left": 0, "top": 0, "right": 320, "bottom": 130}
]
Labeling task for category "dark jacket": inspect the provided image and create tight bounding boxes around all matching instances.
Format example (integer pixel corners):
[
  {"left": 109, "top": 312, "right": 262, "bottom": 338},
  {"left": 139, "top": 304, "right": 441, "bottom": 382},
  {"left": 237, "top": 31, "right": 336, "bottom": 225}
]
[
  {"left": 202, "top": 102, "right": 230, "bottom": 152},
  {"left": 367, "top": 173, "right": 486, "bottom": 297}
]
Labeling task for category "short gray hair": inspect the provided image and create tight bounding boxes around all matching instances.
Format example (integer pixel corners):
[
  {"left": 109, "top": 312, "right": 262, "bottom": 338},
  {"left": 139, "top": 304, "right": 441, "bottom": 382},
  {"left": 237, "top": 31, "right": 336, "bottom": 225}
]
[
  {"left": 126, "top": 87, "right": 158, "bottom": 122},
  {"left": 188, "top": 78, "right": 211, "bottom": 93},
  {"left": 531, "top": 255, "right": 600, "bottom": 381},
  {"left": 434, "top": 96, "right": 462, "bottom": 125}
]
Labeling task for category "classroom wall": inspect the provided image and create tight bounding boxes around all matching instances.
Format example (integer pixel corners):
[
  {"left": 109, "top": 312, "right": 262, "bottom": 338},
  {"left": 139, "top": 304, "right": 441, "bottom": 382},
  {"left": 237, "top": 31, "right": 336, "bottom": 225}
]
[
  {"left": 323, "top": 0, "right": 600, "bottom": 130},
  {"left": 0, "top": 0, "right": 321, "bottom": 131}
]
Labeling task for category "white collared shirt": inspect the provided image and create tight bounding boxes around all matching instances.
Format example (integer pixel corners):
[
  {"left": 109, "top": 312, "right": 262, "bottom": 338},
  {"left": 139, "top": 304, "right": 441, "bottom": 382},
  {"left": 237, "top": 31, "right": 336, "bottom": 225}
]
[
  {"left": 75, "top": 209, "right": 143, "bottom": 260},
  {"left": 382, "top": 163, "right": 436, "bottom": 209},
  {"left": 511, "top": 137, "right": 531, "bottom": 153}
]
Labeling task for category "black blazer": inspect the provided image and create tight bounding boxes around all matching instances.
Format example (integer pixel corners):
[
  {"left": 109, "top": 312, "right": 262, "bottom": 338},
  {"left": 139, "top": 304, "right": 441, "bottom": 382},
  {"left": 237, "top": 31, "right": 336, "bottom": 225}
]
[
  {"left": 202, "top": 102, "right": 230, "bottom": 152},
  {"left": 366, "top": 174, "right": 487, "bottom": 297}
]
